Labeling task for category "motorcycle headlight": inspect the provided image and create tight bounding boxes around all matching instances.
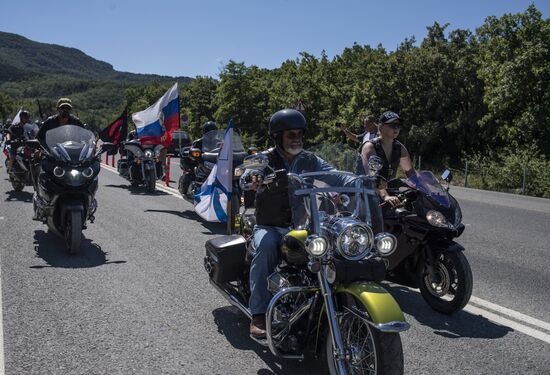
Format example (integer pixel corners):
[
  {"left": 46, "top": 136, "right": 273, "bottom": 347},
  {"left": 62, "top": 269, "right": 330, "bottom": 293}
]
[
  {"left": 336, "top": 224, "right": 373, "bottom": 260},
  {"left": 426, "top": 210, "right": 450, "bottom": 228},
  {"left": 82, "top": 167, "right": 94, "bottom": 178},
  {"left": 374, "top": 232, "right": 397, "bottom": 256},
  {"left": 305, "top": 235, "right": 328, "bottom": 257},
  {"left": 144, "top": 149, "right": 154, "bottom": 158},
  {"left": 53, "top": 166, "right": 65, "bottom": 178},
  {"left": 69, "top": 169, "right": 80, "bottom": 178}
]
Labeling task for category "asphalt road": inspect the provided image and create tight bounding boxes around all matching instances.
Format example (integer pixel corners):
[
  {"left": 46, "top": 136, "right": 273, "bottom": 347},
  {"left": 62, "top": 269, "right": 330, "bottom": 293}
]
[{"left": 0, "top": 154, "right": 549, "bottom": 375}]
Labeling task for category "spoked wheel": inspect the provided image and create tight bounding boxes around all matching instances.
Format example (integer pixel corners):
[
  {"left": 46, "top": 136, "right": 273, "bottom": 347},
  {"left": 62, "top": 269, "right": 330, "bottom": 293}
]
[
  {"left": 419, "top": 251, "right": 473, "bottom": 314},
  {"left": 323, "top": 303, "right": 404, "bottom": 375},
  {"left": 145, "top": 170, "right": 156, "bottom": 192},
  {"left": 65, "top": 211, "right": 82, "bottom": 255}
]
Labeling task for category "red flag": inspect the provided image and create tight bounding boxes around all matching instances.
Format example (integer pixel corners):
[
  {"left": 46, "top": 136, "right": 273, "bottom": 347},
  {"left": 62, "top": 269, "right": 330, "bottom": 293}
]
[{"left": 99, "top": 109, "right": 128, "bottom": 145}]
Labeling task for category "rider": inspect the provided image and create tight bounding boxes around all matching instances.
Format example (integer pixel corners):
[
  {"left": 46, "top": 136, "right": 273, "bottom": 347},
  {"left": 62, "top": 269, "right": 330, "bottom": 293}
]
[
  {"left": 360, "top": 111, "right": 415, "bottom": 207},
  {"left": 342, "top": 114, "right": 378, "bottom": 145},
  {"left": 192, "top": 121, "right": 218, "bottom": 151},
  {"left": 36, "top": 98, "right": 85, "bottom": 143},
  {"left": 248, "top": 109, "right": 350, "bottom": 338},
  {"left": 5, "top": 110, "right": 31, "bottom": 173}
]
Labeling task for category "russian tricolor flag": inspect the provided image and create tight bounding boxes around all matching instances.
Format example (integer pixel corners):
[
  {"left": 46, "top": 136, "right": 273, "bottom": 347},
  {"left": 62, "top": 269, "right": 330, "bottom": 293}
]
[{"left": 132, "top": 82, "right": 180, "bottom": 146}]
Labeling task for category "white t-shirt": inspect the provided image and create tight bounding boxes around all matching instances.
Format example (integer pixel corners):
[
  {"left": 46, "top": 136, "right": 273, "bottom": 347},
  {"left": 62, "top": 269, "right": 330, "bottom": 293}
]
[{"left": 361, "top": 132, "right": 377, "bottom": 143}]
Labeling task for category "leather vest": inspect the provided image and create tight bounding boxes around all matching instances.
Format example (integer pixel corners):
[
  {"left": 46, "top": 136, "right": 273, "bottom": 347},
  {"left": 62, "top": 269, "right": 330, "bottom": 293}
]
[
  {"left": 356, "top": 138, "right": 401, "bottom": 180},
  {"left": 255, "top": 148, "right": 292, "bottom": 227}
]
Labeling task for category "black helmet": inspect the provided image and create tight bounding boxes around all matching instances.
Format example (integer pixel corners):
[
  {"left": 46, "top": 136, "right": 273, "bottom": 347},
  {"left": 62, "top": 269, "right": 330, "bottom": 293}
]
[
  {"left": 268, "top": 109, "right": 307, "bottom": 137},
  {"left": 201, "top": 121, "right": 218, "bottom": 134},
  {"left": 20, "top": 110, "right": 30, "bottom": 118}
]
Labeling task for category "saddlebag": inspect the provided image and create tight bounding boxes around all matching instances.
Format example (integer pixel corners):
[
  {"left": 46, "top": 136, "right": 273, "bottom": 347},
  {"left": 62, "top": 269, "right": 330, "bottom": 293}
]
[{"left": 205, "top": 235, "right": 247, "bottom": 283}]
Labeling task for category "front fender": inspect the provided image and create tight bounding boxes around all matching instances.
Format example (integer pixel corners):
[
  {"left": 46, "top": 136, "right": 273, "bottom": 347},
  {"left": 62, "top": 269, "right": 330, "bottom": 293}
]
[{"left": 336, "top": 281, "right": 409, "bottom": 332}]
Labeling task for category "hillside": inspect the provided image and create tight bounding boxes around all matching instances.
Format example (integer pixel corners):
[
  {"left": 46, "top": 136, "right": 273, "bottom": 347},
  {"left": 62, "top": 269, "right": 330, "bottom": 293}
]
[
  {"left": 0, "top": 31, "right": 193, "bottom": 129},
  {"left": 0, "top": 31, "right": 191, "bottom": 83}
]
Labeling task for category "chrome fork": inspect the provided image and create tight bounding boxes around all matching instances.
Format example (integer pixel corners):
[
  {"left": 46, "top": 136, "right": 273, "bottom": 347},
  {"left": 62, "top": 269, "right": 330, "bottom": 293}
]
[{"left": 318, "top": 267, "right": 349, "bottom": 375}]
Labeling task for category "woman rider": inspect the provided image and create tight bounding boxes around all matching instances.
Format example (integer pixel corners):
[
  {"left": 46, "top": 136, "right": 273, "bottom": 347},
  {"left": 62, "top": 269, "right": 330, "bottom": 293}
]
[{"left": 360, "top": 111, "right": 416, "bottom": 207}]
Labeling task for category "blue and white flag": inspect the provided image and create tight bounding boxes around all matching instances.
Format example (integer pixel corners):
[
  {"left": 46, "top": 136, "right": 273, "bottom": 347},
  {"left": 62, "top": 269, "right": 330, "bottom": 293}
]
[{"left": 194, "top": 120, "right": 234, "bottom": 222}]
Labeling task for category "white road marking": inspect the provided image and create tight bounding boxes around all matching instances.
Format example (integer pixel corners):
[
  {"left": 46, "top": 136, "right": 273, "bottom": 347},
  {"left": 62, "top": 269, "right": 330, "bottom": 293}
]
[
  {"left": 464, "top": 304, "right": 550, "bottom": 344},
  {"left": 469, "top": 296, "right": 550, "bottom": 332},
  {"left": 100, "top": 163, "right": 550, "bottom": 344}
]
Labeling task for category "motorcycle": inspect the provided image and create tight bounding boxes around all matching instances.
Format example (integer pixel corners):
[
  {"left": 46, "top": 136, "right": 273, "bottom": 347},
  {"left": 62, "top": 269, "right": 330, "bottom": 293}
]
[
  {"left": 7, "top": 122, "right": 39, "bottom": 191},
  {"left": 381, "top": 168, "right": 473, "bottom": 314},
  {"left": 117, "top": 140, "right": 164, "bottom": 192},
  {"left": 178, "top": 129, "right": 255, "bottom": 229},
  {"left": 28, "top": 124, "right": 116, "bottom": 254},
  {"left": 204, "top": 154, "right": 409, "bottom": 374}
]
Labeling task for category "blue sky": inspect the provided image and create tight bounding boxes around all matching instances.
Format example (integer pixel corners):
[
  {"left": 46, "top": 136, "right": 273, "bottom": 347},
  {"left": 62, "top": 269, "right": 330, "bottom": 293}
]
[{"left": 1, "top": 0, "right": 548, "bottom": 78}]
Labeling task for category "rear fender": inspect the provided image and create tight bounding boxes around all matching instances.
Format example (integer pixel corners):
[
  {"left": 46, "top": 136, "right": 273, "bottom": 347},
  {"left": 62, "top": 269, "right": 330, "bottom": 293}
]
[{"left": 336, "top": 282, "right": 409, "bottom": 332}]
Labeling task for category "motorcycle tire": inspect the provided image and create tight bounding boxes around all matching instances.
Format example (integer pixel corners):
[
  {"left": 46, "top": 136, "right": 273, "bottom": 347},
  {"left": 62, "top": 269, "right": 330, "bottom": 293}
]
[
  {"left": 146, "top": 170, "right": 156, "bottom": 193},
  {"left": 418, "top": 251, "right": 473, "bottom": 314},
  {"left": 65, "top": 210, "right": 82, "bottom": 255},
  {"left": 322, "top": 298, "right": 404, "bottom": 375},
  {"left": 11, "top": 180, "right": 24, "bottom": 192}
]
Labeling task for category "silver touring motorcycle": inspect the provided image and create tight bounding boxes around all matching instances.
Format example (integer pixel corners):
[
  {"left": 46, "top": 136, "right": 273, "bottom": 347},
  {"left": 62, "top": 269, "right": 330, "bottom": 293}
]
[{"left": 204, "top": 153, "right": 409, "bottom": 374}]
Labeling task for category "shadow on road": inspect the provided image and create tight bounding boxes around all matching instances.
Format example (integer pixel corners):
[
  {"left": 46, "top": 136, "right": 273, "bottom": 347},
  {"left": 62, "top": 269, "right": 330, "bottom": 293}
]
[
  {"left": 30, "top": 230, "right": 127, "bottom": 269},
  {"left": 212, "top": 306, "right": 322, "bottom": 375},
  {"left": 104, "top": 183, "right": 170, "bottom": 196},
  {"left": 145, "top": 209, "right": 227, "bottom": 235},
  {"left": 386, "top": 284, "right": 513, "bottom": 339},
  {"left": 4, "top": 189, "right": 33, "bottom": 202}
]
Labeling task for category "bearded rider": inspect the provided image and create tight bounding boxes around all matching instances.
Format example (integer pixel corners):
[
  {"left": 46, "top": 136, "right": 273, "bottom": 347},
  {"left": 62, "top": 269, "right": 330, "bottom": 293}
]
[
  {"left": 36, "top": 98, "right": 85, "bottom": 144},
  {"left": 248, "top": 109, "right": 353, "bottom": 338}
]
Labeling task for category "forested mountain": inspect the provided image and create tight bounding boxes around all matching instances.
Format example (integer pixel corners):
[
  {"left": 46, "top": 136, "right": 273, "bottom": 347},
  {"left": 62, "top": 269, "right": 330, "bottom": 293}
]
[
  {"left": 0, "top": 31, "right": 191, "bottom": 83},
  {"left": 0, "top": 31, "right": 191, "bottom": 129}
]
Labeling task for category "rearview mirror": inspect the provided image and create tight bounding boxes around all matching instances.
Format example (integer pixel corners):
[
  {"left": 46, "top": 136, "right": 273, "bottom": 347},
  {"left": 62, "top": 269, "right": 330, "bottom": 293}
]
[
  {"left": 368, "top": 155, "right": 384, "bottom": 174},
  {"left": 441, "top": 169, "right": 453, "bottom": 183}
]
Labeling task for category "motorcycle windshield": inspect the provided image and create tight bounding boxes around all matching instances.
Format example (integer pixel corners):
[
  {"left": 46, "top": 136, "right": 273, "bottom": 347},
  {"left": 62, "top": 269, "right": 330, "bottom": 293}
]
[
  {"left": 44, "top": 125, "right": 96, "bottom": 163},
  {"left": 201, "top": 129, "right": 245, "bottom": 153},
  {"left": 406, "top": 171, "right": 450, "bottom": 208},
  {"left": 288, "top": 170, "right": 383, "bottom": 234},
  {"left": 22, "top": 123, "right": 39, "bottom": 140}
]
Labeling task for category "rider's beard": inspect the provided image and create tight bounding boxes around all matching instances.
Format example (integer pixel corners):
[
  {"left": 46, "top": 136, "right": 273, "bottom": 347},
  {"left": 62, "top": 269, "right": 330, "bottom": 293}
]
[{"left": 285, "top": 143, "right": 303, "bottom": 156}]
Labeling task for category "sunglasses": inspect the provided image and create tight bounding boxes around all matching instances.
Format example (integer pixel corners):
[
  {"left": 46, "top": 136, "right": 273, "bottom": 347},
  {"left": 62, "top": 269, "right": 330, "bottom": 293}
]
[
  {"left": 385, "top": 123, "right": 401, "bottom": 130},
  {"left": 284, "top": 130, "right": 304, "bottom": 139}
]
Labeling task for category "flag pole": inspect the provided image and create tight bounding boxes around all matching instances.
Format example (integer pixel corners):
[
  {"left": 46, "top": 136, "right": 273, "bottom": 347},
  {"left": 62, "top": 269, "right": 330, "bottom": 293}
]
[{"left": 226, "top": 196, "right": 232, "bottom": 235}]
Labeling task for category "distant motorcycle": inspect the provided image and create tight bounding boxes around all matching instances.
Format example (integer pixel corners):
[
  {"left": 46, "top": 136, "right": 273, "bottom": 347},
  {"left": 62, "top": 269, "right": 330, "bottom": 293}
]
[
  {"left": 117, "top": 140, "right": 164, "bottom": 192},
  {"left": 6, "top": 122, "right": 39, "bottom": 191},
  {"left": 382, "top": 169, "right": 473, "bottom": 314},
  {"left": 28, "top": 124, "right": 116, "bottom": 254},
  {"left": 178, "top": 129, "right": 256, "bottom": 229}
]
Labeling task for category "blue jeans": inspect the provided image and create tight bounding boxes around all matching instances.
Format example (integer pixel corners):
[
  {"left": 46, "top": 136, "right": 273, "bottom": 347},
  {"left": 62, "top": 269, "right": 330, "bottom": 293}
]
[{"left": 249, "top": 225, "right": 289, "bottom": 315}]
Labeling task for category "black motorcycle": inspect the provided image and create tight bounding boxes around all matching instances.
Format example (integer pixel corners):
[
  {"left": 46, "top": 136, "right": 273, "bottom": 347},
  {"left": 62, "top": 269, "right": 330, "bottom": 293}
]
[
  {"left": 117, "top": 141, "right": 164, "bottom": 192},
  {"left": 205, "top": 154, "right": 409, "bottom": 374},
  {"left": 178, "top": 129, "right": 254, "bottom": 229},
  {"left": 382, "top": 169, "right": 473, "bottom": 314},
  {"left": 28, "top": 124, "right": 115, "bottom": 254},
  {"left": 6, "top": 123, "right": 39, "bottom": 191}
]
